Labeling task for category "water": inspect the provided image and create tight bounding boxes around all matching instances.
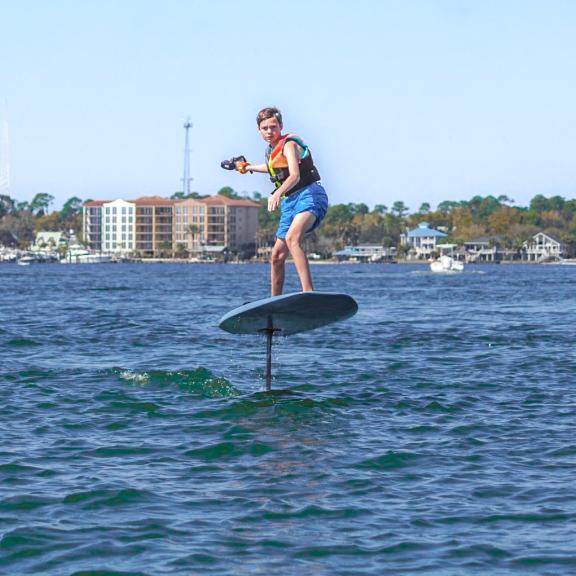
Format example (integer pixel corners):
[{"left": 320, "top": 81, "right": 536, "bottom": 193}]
[{"left": 1, "top": 262, "right": 575, "bottom": 575}]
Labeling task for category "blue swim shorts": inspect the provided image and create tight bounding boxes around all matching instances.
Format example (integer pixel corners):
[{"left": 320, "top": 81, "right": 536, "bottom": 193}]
[{"left": 276, "top": 182, "right": 328, "bottom": 240}]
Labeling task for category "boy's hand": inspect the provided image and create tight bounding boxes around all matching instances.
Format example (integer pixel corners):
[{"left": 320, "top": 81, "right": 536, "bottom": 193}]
[
  {"left": 235, "top": 160, "right": 249, "bottom": 174},
  {"left": 221, "top": 155, "right": 252, "bottom": 173},
  {"left": 268, "top": 191, "right": 282, "bottom": 212}
]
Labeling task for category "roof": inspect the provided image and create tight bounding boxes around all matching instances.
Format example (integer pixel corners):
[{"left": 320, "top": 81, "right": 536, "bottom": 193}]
[
  {"left": 35, "top": 231, "right": 62, "bottom": 240},
  {"left": 134, "top": 196, "right": 175, "bottom": 206},
  {"left": 83, "top": 195, "right": 260, "bottom": 208},
  {"left": 533, "top": 231, "right": 563, "bottom": 244},
  {"left": 464, "top": 235, "right": 501, "bottom": 245},
  {"left": 201, "top": 195, "right": 260, "bottom": 208},
  {"left": 174, "top": 197, "right": 206, "bottom": 206},
  {"left": 84, "top": 200, "right": 109, "bottom": 207},
  {"left": 407, "top": 222, "right": 447, "bottom": 238}
]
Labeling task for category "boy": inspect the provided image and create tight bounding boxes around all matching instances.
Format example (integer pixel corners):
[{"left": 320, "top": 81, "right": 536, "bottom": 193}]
[{"left": 236, "top": 107, "right": 328, "bottom": 296}]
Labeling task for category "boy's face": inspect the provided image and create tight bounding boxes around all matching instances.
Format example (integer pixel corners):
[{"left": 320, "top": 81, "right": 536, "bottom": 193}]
[{"left": 258, "top": 117, "right": 282, "bottom": 145}]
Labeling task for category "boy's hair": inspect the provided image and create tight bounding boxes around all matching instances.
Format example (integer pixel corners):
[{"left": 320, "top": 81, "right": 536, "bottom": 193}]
[{"left": 256, "top": 107, "right": 283, "bottom": 128}]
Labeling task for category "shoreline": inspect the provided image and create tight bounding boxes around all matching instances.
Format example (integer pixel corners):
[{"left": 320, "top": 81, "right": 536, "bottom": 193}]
[{"left": 3, "top": 257, "right": 569, "bottom": 266}]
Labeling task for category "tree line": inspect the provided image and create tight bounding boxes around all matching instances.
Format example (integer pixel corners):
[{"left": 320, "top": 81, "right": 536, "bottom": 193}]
[
  {"left": 251, "top": 191, "right": 576, "bottom": 257},
  {"left": 1, "top": 189, "right": 575, "bottom": 256},
  {"left": 0, "top": 193, "right": 84, "bottom": 247}
]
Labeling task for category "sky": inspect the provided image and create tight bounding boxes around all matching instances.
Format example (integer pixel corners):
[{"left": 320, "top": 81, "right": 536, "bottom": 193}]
[{"left": 1, "top": 0, "right": 575, "bottom": 211}]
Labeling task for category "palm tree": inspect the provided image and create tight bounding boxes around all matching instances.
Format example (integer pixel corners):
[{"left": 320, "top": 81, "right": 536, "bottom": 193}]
[{"left": 187, "top": 224, "right": 201, "bottom": 255}]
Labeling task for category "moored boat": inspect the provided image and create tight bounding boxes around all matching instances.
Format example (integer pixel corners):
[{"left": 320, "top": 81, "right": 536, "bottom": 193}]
[{"left": 430, "top": 244, "right": 464, "bottom": 273}]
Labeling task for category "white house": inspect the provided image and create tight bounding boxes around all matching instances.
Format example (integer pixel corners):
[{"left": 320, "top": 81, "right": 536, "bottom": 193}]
[
  {"left": 334, "top": 244, "right": 396, "bottom": 262},
  {"left": 32, "top": 231, "right": 65, "bottom": 253},
  {"left": 522, "top": 232, "right": 565, "bottom": 262},
  {"left": 401, "top": 222, "right": 448, "bottom": 259}
]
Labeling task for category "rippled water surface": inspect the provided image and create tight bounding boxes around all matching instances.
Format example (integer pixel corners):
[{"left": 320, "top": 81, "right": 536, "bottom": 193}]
[{"left": 1, "top": 262, "right": 575, "bottom": 575}]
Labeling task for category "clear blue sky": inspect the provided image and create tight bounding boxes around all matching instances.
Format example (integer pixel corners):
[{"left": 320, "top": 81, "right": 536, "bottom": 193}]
[{"left": 1, "top": 0, "right": 575, "bottom": 211}]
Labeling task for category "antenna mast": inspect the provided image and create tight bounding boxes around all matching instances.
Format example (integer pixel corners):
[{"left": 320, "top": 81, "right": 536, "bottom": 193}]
[{"left": 181, "top": 118, "right": 193, "bottom": 195}]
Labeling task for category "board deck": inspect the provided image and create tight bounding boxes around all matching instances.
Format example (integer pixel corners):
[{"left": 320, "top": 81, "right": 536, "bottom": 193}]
[{"left": 219, "top": 292, "right": 358, "bottom": 336}]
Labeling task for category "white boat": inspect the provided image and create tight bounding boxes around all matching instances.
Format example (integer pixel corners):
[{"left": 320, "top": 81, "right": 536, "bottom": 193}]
[
  {"left": 17, "top": 252, "right": 59, "bottom": 265},
  {"left": 430, "top": 244, "right": 464, "bottom": 273},
  {"left": 61, "top": 232, "right": 113, "bottom": 264},
  {"left": 61, "top": 245, "right": 112, "bottom": 264}
]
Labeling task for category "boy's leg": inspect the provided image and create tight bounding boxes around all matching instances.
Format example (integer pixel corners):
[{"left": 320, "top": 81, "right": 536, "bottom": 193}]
[
  {"left": 285, "top": 211, "right": 317, "bottom": 292},
  {"left": 271, "top": 238, "right": 289, "bottom": 296}
]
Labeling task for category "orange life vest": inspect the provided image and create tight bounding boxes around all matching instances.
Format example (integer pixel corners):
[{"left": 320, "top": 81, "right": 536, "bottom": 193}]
[{"left": 266, "top": 134, "right": 321, "bottom": 195}]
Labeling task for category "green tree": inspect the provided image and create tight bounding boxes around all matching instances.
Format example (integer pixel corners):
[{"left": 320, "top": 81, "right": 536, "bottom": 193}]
[
  {"left": 217, "top": 186, "right": 240, "bottom": 199},
  {"left": 256, "top": 197, "right": 280, "bottom": 246},
  {"left": 29, "top": 193, "right": 55, "bottom": 216},
  {"left": 487, "top": 206, "right": 521, "bottom": 234},
  {"left": 564, "top": 199, "right": 576, "bottom": 217},
  {"left": 391, "top": 201, "right": 409, "bottom": 218},
  {"left": 548, "top": 195, "right": 566, "bottom": 212},
  {"left": 373, "top": 204, "right": 388, "bottom": 214},
  {"left": 437, "top": 200, "right": 461, "bottom": 214},
  {"left": 174, "top": 243, "right": 188, "bottom": 257},
  {"left": 322, "top": 204, "right": 360, "bottom": 246},
  {"left": 60, "top": 196, "right": 83, "bottom": 219},
  {"left": 171, "top": 191, "right": 206, "bottom": 199},
  {"left": 35, "top": 212, "right": 61, "bottom": 232},
  {"left": 187, "top": 224, "right": 201, "bottom": 248},
  {"left": 358, "top": 212, "right": 385, "bottom": 244},
  {"left": 348, "top": 203, "right": 369, "bottom": 216},
  {"left": 529, "top": 194, "right": 550, "bottom": 213},
  {"left": 0, "top": 212, "right": 35, "bottom": 247},
  {"left": 16, "top": 200, "right": 30, "bottom": 212},
  {"left": 0, "top": 194, "right": 15, "bottom": 217},
  {"left": 497, "top": 194, "right": 514, "bottom": 205},
  {"left": 418, "top": 202, "right": 431, "bottom": 214}
]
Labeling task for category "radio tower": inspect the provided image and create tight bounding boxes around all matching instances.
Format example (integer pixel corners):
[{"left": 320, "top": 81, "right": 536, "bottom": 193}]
[{"left": 181, "top": 118, "right": 193, "bottom": 195}]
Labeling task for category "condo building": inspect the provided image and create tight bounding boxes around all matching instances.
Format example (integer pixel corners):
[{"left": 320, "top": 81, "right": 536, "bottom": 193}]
[
  {"left": 134, "top": 196, "right": 174, "bottom": 257},
  {"left": 174, "top": 195, "right": 260, "bottom": 254},
  {"left": 104, "top": 199, "right": 136, "bottom": 252},
  {"left": 83, "top": 199, "right": 136, "bottom": 253},
  {"left": 83, "top": 194, "right": 260, "bottom": 257},
  {"left": 83, "top": 200, "right": 105, "bottom": 252},
  {"left": 174, "top": 198, "right": 207, "bottom": 254}
]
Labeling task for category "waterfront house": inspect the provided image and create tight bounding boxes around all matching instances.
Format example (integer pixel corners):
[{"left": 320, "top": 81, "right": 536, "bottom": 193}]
[
  {"left": 464, "top": 236, "right": 500, "bottom": 262},
  {"left": 401, "top": 222, "right": 447, "bottom": 259},
  {"left": 464, "top": 235, "right": 520, "bottom": 262},
  {"left": 32, "top": 231, "right": 65, "bottom": 253},
  {"left": 521, "top": 232, "right": 565, "bottom": 262},
  {"left": 334, "top": 244, "right": 396, "bottom": 262}
]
